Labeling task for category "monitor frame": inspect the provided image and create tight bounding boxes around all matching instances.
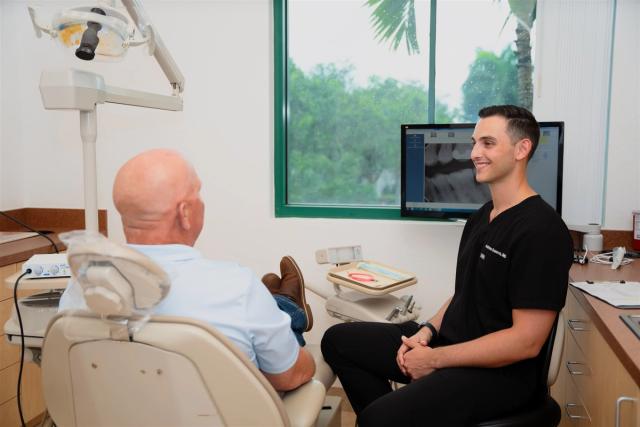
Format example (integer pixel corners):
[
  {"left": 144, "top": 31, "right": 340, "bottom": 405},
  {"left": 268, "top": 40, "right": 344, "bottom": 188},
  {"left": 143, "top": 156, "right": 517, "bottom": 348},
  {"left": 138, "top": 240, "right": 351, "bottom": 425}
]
[{"left": 400, "top": 122, "right": 564, "bottom": 220}]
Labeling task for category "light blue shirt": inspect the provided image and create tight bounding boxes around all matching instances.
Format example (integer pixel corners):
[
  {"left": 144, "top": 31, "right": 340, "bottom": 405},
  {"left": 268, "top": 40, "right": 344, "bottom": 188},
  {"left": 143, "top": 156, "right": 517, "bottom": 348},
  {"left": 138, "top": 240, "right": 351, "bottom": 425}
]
[{"left": 59, "top": 244, "right": 300, "bottom": 374}]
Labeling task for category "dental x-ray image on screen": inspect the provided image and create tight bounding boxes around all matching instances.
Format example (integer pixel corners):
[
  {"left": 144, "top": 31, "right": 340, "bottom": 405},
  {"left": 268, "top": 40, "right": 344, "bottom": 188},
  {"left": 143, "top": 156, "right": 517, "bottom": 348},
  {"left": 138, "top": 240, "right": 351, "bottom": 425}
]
[
  {"left": 423, "top": 143, "right": 491, "bottom": 204},
  {"left": 401, "top": 122, "right": 564, "bottom": 219}
]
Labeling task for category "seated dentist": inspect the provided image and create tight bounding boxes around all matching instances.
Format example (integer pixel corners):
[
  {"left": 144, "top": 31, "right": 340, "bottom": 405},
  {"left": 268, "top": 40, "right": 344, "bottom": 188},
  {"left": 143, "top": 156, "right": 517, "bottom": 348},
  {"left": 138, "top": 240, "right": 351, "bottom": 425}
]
[
  {"left": 321, "top": 105, "right": 574, "bottom": 426},
  {"left": 59, "top": 149, "right": 315, "bottom": 391}
]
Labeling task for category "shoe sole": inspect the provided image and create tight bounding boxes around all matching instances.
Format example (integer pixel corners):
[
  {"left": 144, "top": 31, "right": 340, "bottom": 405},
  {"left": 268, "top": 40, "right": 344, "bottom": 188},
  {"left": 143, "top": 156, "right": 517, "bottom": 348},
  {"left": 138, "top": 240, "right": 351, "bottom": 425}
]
[{"left": 283, "top": 255, "right": 314, "bottom": 332}]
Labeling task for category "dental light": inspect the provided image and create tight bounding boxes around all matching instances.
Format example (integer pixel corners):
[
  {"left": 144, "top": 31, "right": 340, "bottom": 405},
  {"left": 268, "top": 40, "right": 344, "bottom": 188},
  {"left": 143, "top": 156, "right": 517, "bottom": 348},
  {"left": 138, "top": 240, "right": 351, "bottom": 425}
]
[{"left": 28, "top": 0, "right": 184, "bottom": 232}]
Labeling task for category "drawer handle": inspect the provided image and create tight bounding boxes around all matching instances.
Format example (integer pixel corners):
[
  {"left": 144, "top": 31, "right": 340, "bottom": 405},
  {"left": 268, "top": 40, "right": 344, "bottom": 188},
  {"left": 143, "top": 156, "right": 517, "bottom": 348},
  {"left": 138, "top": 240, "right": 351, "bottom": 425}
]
[
  {"left": 565, "top": 403, "right": 590, "bottom": 420},
  {"left": 567, "top": 319, "right": 589, "bottom": 331},
  {"left": 566, "top": 361, "right": 587, "bottom": 376},
  {"left": 615, "top": 396, "right": 638, "bottom": 427}
]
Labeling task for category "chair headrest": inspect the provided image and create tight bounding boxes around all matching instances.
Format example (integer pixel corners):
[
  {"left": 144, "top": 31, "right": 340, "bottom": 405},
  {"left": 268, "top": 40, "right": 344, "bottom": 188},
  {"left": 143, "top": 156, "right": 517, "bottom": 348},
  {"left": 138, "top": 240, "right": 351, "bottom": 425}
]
[{"left": 61, "top": 231, "right": 170, "bottom": 317}]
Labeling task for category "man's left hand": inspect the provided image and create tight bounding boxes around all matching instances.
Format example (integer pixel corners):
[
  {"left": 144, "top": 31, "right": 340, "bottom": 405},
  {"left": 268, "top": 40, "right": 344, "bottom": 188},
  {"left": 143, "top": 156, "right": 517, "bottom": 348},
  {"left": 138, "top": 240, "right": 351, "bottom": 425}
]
[{"left": 400, "top": 336, "right": 437, "bottom": 380}]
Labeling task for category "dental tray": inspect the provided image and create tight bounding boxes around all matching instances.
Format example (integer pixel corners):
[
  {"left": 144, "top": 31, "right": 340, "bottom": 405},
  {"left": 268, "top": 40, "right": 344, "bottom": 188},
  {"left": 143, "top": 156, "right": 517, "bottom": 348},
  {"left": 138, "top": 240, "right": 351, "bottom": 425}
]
[{"left": 327, "top": 261, "right": 417, "bottom": 296}]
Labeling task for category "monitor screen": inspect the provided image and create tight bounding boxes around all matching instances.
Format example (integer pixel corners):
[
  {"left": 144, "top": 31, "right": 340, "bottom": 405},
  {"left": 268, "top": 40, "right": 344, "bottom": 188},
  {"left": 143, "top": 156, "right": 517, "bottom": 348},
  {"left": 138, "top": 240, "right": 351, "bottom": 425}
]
[{"left": 401, "top": 122, "right": 564, "bottom": 219}]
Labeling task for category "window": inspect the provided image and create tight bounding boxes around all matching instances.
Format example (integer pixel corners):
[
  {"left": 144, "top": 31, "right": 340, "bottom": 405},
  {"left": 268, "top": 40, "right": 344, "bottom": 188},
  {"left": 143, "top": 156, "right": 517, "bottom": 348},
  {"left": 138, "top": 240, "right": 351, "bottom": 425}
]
[{"left": 274, "top": 0, "right": 536, "bottom": 219}]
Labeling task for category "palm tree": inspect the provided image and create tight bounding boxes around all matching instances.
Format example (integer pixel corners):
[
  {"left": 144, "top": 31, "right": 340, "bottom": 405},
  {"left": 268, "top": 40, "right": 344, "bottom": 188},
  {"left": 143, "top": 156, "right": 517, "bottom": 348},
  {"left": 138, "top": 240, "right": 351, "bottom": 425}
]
[
  {"left": 366, "top": 0, "right": 536, "bottom": 110},
  {"left": 506, "top": 0, "right": 536, "bottom": 110},
  {"left": 367, "top": 0, "right": 420, "bottom": 55}
]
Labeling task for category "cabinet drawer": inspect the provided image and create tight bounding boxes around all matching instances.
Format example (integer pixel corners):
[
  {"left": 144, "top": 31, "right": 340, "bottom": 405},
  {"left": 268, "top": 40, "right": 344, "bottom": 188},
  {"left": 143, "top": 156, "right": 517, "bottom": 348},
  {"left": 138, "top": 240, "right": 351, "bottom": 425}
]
[
  {"left": 0, "top": 364, "right": 19, "bottom": 406},
  {"left": 565, "top": 371, "right": 591, "bottom": 426},
  {"left": 0, "top": 299, "right": 14, "bottom": 337},
  {"left": 0, "top": 336, "right": 20, "bottom": 370},
  {"left": 0, "top": 264, "right": 17, "bottom": 302},
  {"left": 566, "top": 289, "right": 589, "bottom": 322},
  {"left": 564, "top": 331, "right": 592, "bottom": 402},
  {"left": 0, "top": 365, "right": 45, "bottom": 427},
  {"left": 0, "top": 396, "right": 21, "bottom": 427},
  {"left": 565, "top": 292, "right": 593, "bottom": 355}
]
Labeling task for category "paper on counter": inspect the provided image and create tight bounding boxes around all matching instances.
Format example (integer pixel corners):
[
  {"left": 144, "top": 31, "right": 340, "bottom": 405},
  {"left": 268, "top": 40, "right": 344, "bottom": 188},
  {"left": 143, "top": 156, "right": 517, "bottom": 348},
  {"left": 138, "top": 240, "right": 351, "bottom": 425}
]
[{"left": 570, "top": 281, "right": 640, "bottom": 308}]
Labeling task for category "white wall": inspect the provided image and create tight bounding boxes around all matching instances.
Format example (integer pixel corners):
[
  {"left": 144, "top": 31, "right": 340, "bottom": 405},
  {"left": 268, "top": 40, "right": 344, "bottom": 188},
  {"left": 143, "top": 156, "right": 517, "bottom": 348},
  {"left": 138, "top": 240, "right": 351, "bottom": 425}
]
[
  {"left": 535, "top": 0, "right": 640, "bottom": 228},
  {"left": 603, "top": 0, "right": 640, "bottom": 230},
  {"left": 0, "top": 0, "right": 638, "bottom": 346},
  {"left": 0, "top": 2, "right": 4, "bottom": 207},
  {"left": 535, "top": 0, "right": 608, "bottom": 226}
]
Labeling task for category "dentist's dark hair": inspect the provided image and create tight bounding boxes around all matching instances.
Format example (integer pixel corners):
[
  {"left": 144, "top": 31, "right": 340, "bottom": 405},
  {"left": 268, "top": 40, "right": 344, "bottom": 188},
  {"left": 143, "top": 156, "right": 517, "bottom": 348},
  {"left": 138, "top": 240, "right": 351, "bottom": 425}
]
[{"left": 478, "top": 105, "right": 540, "bottom": 160}]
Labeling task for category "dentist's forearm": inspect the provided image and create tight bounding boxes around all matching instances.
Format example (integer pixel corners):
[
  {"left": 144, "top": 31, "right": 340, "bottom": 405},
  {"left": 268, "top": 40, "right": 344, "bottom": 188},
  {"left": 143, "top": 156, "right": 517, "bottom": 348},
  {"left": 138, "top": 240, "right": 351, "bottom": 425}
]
[{"left": 427, "top": 309, "right": 556, "bottom": 369}]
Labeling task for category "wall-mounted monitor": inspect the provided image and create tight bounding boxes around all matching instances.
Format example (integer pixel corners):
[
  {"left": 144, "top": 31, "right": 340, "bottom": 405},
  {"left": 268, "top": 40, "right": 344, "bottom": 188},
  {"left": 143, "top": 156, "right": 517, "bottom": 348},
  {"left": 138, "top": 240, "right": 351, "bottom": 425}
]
[{"left": 401, "top": 122, "right": 564, "bottom": 219}]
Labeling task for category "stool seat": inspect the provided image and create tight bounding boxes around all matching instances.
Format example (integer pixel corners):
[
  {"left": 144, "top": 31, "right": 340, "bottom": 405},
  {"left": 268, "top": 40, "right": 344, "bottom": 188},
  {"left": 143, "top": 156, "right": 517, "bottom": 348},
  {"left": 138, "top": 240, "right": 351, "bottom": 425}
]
[{"left": 475, "top": 394, "right": 561, "bottom": 427}]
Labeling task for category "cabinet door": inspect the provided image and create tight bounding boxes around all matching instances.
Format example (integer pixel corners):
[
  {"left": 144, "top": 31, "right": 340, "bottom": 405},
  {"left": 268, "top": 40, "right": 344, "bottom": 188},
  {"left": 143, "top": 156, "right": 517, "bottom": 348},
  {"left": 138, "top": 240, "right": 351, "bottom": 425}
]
[
  {"left": 0, "top": 264, "right": 17, "bottom": 302},
  {"left": 572, "top": 291, "right": 640, "bottom": 427},
  {"left": 0, "top": 398, "right": 22, "bottom": 427},
  {"left": 0, "top": 363, "right": 45, "bottom": 427},
  {"left": 614, "top": 362, "right": 639, "bottom": 427}
]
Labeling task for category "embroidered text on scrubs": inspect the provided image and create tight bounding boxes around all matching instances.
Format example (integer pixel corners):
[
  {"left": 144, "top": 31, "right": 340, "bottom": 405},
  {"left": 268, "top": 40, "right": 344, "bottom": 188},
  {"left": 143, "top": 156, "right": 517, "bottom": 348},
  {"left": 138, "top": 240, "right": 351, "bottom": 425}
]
[{"left": 484, "top": 244, "right": 507, "bottom": 259}]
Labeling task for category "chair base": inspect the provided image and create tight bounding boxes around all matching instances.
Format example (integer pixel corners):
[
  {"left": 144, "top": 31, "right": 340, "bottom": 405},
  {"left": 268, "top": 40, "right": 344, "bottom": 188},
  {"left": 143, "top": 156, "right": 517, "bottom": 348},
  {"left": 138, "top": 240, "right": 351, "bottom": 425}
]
[
  {"left": 474, "top": 395, "right": 561, "bottom": 427},
  {"left": 316, "top": 395, "right": 342, "bottom": 427}
]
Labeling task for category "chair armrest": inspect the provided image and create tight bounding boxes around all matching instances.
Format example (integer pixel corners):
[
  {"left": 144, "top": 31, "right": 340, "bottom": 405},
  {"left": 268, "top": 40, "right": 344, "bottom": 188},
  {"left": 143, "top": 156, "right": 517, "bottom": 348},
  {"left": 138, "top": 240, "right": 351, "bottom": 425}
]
[
  {"left": 306, "top": 344, "right": 336, "bottom": 391},
  {"left": 281, "top": 379, "right": 326, "bottom": 427},
  {"left": 547, "top": 311, "right": 565, "bottom": 386}
]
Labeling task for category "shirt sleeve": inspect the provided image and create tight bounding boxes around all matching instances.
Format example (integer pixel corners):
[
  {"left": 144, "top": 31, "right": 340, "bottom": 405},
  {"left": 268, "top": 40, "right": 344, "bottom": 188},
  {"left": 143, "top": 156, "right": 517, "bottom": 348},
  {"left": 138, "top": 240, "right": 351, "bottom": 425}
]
[
  {"left": 508, "top": 221, "right": 573, "bottom": 311},
  {"left": 244, "top": 275, "right": 300, "bottom": 374}
]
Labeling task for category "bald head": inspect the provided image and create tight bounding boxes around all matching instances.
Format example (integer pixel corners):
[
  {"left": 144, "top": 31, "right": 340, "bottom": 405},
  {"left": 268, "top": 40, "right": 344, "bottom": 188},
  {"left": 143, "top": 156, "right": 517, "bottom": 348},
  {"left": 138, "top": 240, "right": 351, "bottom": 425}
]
[{"left": 113, "top": 149, "right": 204, "bottom": 245}]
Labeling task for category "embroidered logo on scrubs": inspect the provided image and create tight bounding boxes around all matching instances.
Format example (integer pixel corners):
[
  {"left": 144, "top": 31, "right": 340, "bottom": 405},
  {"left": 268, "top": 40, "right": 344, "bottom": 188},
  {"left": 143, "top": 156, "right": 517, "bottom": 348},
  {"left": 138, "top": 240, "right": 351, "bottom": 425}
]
[{"left": 484, "top": 244, "right": 507, "bottom": 259}]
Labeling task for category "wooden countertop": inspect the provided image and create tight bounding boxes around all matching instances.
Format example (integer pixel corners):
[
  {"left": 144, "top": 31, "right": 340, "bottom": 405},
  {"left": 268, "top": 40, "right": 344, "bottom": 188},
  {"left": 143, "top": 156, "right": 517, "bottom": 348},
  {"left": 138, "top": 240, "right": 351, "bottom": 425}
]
[
  {"left": 0, "top": 208, "right": 108, "bottom": 267},
  {"left": 0, "top": 232, "right": 64, "bottom": 267},
  {"left": 569, "top": 260, "right": 640, "bottom": 386}
]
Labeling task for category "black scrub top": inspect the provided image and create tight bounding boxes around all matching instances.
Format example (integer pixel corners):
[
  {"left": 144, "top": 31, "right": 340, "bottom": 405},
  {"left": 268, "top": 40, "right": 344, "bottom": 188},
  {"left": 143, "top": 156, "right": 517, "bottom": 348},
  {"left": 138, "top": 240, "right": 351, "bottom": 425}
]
[{"left": 439, "top": 195, "right": 573, "bottom": 382}]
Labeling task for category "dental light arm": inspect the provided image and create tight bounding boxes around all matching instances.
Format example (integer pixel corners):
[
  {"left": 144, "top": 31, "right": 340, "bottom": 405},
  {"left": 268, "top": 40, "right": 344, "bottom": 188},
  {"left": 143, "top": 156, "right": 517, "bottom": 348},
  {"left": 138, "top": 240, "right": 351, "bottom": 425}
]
[
  {"left": 120, "top": 0, "right": 184, "bottom": 94},
  {"left": 29, "top": 0, "right": 184, "bottom": 105},
  {"left": 30, "top": 1, "right": 185, "bottom": 232}
]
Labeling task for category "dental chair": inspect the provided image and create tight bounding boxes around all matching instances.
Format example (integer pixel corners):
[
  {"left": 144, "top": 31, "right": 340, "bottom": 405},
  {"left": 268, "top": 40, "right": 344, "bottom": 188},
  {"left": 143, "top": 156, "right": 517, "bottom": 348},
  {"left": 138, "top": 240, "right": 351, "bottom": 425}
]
[
  {"left": 40, "top": 232, "right": 338, "bottom": 427},
  {"left": 475, "top": 312, "right": 564, "bottom": 427}
]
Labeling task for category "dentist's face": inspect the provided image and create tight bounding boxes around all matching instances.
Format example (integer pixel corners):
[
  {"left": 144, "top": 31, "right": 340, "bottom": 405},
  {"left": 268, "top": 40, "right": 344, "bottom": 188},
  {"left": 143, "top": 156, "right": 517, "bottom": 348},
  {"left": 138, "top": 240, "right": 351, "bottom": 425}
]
[{"left": 471, "top": 116, "right": 523, "bottom": 184}]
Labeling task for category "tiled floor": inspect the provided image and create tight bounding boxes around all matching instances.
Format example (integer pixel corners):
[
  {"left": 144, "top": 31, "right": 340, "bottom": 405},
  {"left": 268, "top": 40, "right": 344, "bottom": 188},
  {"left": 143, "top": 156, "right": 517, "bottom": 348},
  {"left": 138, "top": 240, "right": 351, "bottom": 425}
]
[{"left": 327, "top": 387, "right": 356, "bottom": 427}]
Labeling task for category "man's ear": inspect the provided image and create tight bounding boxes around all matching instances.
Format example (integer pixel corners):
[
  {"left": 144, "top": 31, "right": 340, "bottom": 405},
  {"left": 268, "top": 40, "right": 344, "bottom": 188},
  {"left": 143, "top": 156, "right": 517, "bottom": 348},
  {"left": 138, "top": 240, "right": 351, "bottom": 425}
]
[
  {"left": 515, "top": 138, "right": 533, "bottom": 161},
  {"left": 177, "top": 201, "right": 192, "bottom": 231}
]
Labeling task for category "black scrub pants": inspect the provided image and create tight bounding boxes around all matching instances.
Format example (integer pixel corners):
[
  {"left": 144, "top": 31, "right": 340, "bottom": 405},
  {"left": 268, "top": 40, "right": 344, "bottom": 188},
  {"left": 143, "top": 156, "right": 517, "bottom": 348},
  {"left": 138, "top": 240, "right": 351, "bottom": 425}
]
[{"left": 321, "top": 321, "right": 536, "bottom": 427}]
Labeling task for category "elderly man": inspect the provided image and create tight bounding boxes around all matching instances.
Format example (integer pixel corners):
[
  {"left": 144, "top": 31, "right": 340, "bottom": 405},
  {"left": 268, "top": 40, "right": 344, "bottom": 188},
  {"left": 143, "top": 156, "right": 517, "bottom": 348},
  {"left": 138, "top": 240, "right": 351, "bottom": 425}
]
[{"left": 60, "top": 149, "right": 315, "bottom": 391}]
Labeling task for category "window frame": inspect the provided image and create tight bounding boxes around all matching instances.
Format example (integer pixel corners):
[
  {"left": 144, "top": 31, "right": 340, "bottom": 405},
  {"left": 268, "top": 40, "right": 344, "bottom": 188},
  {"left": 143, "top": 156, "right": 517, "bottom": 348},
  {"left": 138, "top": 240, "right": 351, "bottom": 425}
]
[{"left": 273, "top": 0, "right": 438, "bottom": 220}]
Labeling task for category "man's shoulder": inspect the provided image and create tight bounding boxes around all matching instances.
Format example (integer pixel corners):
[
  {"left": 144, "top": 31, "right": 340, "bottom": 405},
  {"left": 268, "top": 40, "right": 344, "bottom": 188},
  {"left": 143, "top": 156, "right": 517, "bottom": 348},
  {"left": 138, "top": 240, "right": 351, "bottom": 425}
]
[
  {"left": 519, "top": 196, "right": 567, "bottom": 231},
  {"left": 508, "top": 197, "right": 572, "bottom": 255},
  {"left": 192, "top": 258, "right": 256, "bottom": 281},
  {"left": 464, "top": 200, "right": 492, "bottom": 229},
  {"left": 151, "top": 249, "right": 257, "bottom": 288},
  {"left": 485, "top": 196, "right": 570, "bottom": 249}
]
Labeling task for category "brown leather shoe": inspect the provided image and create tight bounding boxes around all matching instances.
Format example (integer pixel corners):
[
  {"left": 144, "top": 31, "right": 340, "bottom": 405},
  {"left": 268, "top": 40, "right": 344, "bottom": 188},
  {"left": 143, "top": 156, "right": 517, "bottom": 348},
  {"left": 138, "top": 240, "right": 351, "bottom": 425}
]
[
  {"left": 279, "top": 256, "right": 313, "bottom": 332},
  {"left": 261, "top": 272, "right": 281, "bottom": 295}
]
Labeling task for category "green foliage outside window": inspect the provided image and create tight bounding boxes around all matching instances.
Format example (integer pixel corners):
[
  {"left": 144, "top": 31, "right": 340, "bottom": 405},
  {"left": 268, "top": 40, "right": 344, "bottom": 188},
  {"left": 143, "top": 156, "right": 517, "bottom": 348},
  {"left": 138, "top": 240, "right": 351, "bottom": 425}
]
[
  {"left": 461, "top": 48, "right": 519, "bottom": 122},
  {"left": 275, "top": 0, "right": 536, "bottom": 218},
  {"left": 288, "top": 61, "right": 455, "bottom": 206}
]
